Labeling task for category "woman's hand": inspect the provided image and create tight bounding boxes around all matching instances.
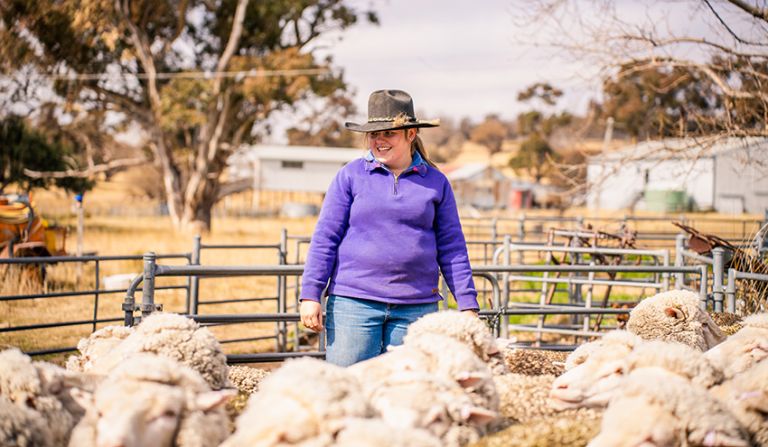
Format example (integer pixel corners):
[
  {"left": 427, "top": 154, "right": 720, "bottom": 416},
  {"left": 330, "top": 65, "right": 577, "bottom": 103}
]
[
  {"left": 300, "top": 300, "right": 324, "bottom": 332},
  {"left": 462, "top": 309, "right": 479, "bottom": 318}
]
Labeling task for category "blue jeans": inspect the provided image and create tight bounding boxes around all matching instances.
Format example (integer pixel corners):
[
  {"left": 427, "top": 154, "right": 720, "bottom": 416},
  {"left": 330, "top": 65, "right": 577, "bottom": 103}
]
[{"left": 324, "top": 295, "right": 439, "bottom": 367}]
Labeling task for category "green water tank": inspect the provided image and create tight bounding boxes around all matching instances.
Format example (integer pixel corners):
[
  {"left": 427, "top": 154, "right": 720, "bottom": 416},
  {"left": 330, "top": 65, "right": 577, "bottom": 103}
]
[{"left": 644, "top": 189, "right": 688, "bottom": 212}]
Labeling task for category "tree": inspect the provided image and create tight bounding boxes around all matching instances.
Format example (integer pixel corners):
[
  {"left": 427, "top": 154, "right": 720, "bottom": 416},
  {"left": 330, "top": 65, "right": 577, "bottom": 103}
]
[
  {"left": 469, "top": 114, "right": 511, "bottom": 155},
  {"left": 0, "top": 0, "right": 376, "bottom": 232},
  {"left": 0, "top": 116, "right": 93, "bottom": 194},
  {"left": 508, "top": 133, "right": 558, "bottom": 182},
  {"left": 514, "top": 0, "right": 768, "bottom": 140},
  {"left": 286, "top": 92, "right": 359, "bottom": 148}
]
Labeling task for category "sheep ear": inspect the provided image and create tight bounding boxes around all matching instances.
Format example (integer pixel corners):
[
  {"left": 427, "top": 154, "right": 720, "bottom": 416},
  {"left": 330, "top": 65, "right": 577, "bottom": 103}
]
[
  {"left": 664, "top": 307, "right": 684, "bottom": 319},
  {"left": 456, "top": 372, "right": 485, "bottom": 388},
  {"left": 70, "top": 387, "right": 94, "bottom": 408},
  {"left": 702, "top": 429, "right": 749, "bottom": 446},
  {"left": 193, "top": 389, "right": 237, "bottom": 411},
  {"left": 461, "top": 406, "right": 497, "bottom": 425}
]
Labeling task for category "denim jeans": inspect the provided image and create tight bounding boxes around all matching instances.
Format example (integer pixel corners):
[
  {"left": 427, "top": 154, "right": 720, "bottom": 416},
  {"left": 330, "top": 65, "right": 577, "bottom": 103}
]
[{"left": 324, "top": 295, "right": 439, "bottom": 367}]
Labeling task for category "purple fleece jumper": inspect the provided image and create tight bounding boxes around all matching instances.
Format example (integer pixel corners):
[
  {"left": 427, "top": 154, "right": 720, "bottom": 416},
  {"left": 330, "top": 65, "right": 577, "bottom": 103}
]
[{"left": 301, "top": 153, "right": 479, "bottom": 311}]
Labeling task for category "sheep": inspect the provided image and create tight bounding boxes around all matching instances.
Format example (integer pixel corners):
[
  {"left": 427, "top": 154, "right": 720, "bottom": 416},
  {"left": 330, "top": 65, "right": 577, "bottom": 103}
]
[
  {"left": 404, "top": 310, "right": 500, "bottom": 363},
  {"left": 563, "top": 330, "right": 643, "bottom": 371},
  {"left": 626, "top": 289, "right": 725, "bottom": 351},
  {"left": 710, "top": 360, "right": 768, "bottom": 446},
  {"left": 226, "top": 365, "right": 271, "bottom": 420},
  {"left": 333, "top": 418, "right": 442, "bottom": 447},
  {"left": 364, "top": 370, "right": 497, "bottom": 447},
  {"left": 68, "top": 312, "right": 230, "bottom": 389},
  {"left": 0, "top": 348, "right": 88, "bottom": 446},
  {"left": 68, "top": 353, "right": 234, "bottom": 447},
  {"left": 350, "top": 332, "right": 499, "bottom": 414},
  {"left": 65, "top": 324, "right": 133, "bottom": 373},
  {"left": 551, "top": 338, "right": 723, "bottom": 411},
  {"left": 0, "top": 394, "right": 54, "bottom": 447},
  {"left": 503, "top": 348, "right": 568, "bottom": 376},
  {"left": 221, "top": 358, "right": 373, "bottom": 446},
  {"left": 705, "top": 325, "right": 768, "bottom": 380},
  {"left": 587, "top": 368, "right": 750, "bottom": 447},
  {"left": 743, "top": 312, "right": 768, "bottom": 330}
]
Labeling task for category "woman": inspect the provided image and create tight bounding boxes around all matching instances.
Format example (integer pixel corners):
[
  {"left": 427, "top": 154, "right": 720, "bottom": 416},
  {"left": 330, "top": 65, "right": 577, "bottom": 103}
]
[{"left": 300, "top": 89, "right": 478, "bottom": 367}]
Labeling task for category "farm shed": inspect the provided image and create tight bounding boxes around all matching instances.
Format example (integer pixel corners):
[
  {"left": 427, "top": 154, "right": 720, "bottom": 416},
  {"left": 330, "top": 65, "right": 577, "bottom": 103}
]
[
  {"left": 445, "top": 162, "right": 539, "bottom": 210},
  {"left": 586, "top": 137, "right": 768, "bottom": 213},
  {"left": 228, "top": 144, "right": 364, "bottom": 193}
]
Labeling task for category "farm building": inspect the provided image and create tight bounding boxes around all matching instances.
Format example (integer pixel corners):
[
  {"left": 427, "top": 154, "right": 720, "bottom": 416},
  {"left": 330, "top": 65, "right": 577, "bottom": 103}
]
[
  {"left": 228, "top": 144, "right": 364, "bottom": 193},
  {"left": 586, "top": 137, "right": 768, "bottom": 213},
  {"left": 445, "top": 162, "right": 542, "bottom": 210}
]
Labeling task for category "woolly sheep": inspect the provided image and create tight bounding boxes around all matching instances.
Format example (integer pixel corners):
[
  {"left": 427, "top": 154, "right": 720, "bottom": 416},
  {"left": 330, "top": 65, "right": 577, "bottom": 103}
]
[
  {"left": 365, "top": 370, "right": 497, "bottom": 447},
  {"left": 563, "top": 330, "right": 643, "bottom": 371},
  {"left": 68, "top": 353, "right": 233, "bottom": 447},
  {"left": 227, "top": 365, "right": 270, "bottom": 395},
  {"left": 626, "top": 289, "right": 725, "bottom": 351},
  {"left": 0, "top": 394, "right": 54, "bottom": 447},
  {"left": 351, "top": 332, "right": 499, "bottom": 412},
  {"left": 69, "top": 313, "right": 230, "bottom": 389},
  {"left": 710, "top": 360, "right": 768, "bottom": 446},
  {"left": 743, "top": 312, "right": 768, "bottom": 330},
  {"left": 404, "top": 310, "right": 500, "bottom": 362},
  {"left": 705, "top": 326, "right": 768, "bottom": 380},
  {"left": 65, "top": 325, "right": 133, "bottom": 373},
  {"left": 710, "top": 311, "right": 743, "bottom": 336},
  {"left": 493, "top": 373, "right": 560, "bottom": 422},
  {"left": 551, "top": 339, "right": 723, "bottom": 410},
  {"left": 0, "top": 348, "right": 85, "bottom": 445},
  {"left": 221, "top": 358, "right": 373, "bottom": 446},
  {"left": 587, "top": 368, "right": 750, "bottom": 447},
  {"left": 333, "top": 418, "right": 442, "bottom": 447}
]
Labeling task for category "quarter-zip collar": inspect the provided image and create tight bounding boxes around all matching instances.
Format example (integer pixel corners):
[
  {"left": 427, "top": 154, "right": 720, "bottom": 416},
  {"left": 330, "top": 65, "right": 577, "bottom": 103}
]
[{"left": 364, "top": 150, "right": 428, "bottom": 177}]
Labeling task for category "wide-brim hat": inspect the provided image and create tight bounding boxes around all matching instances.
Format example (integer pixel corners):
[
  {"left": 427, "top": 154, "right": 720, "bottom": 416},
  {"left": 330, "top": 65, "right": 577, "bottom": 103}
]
[{"left": 345, "top": 89, "right": 440, "bottom": 133}]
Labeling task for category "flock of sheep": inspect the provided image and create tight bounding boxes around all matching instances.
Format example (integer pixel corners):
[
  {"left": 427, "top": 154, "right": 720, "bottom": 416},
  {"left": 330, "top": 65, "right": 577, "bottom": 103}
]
[{"left": 1, "top": 289, "right": 767, "bottom": 447}]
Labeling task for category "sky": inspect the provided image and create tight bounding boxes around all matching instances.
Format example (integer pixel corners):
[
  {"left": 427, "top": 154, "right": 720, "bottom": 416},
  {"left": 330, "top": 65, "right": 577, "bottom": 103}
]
[{"left": 259, "top": 0, "right": 758, "bottom": 142}]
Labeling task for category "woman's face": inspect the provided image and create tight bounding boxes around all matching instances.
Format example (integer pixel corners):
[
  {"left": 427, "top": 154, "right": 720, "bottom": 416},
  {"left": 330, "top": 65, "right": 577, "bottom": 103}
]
[{"left": 367, "top": 128, "right": 416, "bottom": 173}]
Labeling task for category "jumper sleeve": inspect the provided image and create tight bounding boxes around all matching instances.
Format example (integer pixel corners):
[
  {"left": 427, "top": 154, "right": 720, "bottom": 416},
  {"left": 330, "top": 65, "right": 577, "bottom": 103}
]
[
  {"left": 300, "top": 167, "right": 353, "bottom": 302},
  {"left": 434, "top": 179, "right": 479, "bottom": 311}
]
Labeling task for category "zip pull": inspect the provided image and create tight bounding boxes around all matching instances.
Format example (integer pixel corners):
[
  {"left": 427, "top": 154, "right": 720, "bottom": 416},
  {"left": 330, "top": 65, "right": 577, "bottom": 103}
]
[{"left": 393, "top": 174, "right": 399, "bottom": 195}]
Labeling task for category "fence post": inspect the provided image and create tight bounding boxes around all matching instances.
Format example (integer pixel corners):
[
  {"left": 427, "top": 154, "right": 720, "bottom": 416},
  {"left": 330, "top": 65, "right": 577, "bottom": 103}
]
[
  {"left": 190, "top": 235, "right": 201, "bottom": 315},
  {"left": 517, "top": 213, "right": 526, "bottom": 264},
  {"left": 501, "top": 235, "right": 510, "bottom": 339},
  {"left": 674, "top": 233, "right": 686, "bottom": 288},
  {"left": 92, "top": 260, "right": 100, "bottom": 332},
  {"left": 278, "top": 228, "right": 288, "bottom": 352},
  {"left": 698, "top": 264, "right": 708, "bottom": 310},
  {"left": 491, "top": 217, "right": 498, "bottom": 242},
  {"left": 712, "top": 247, "right": 725, "bottom": 313},
  {"left": 141, "top": 252, "right": 157, "bottom": 319},
  {"left": 725, "top": 268, "right": 737, "bottom": 313}
]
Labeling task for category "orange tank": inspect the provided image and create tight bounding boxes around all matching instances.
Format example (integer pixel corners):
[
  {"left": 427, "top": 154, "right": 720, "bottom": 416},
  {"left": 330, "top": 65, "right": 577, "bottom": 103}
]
[{"left": 0, "top": 195, "right": 67, "bottom": 258}]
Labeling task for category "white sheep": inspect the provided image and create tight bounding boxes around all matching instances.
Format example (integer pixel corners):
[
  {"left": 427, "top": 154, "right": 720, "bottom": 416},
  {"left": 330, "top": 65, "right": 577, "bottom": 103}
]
[
  {"left": 0, "top": 348, "right": 88, "bottom": 446},
  {"left": 710, "top": 360, "right": 768, "bottom": 446},
  {"left": 472, "top": 408, "right": 603, "bottom": 447},
  {"left": 351, "top": 332, "right": 499, "bottom": 413},
  {"left": 551, "top": 338, "right": 723, "bottom": 410},
  {"left": 65, "top": 324, "right": 133, "bottom": 373},
  {"left": 564, "top": 330, "right": 643, "bottom": 371},
  {"left": 743, "top": 312, "right": 768, "bottom": 330},
  {"left": 333, "top": 417, "right": 442, "bottom": 447},
  {"left": 626, "top": 289, "right": 726, "bottom": 351},
  {"left": 502, "top": 347, "right": 568, "bottom": 376},
  {"left": 364, "top": 370, "right": 497, "bottom": 447},
  {"left": 221, "top": 358, "right": 372, "bottom": 446},
  {"left": 705, "top": 325, "right": 768, "bottom": 380},
  {"left": 404, "top": 310, "right": 500, "bottom": 362},
  {"left": 587, "top": 367, "right": 750, "bottom": 447},
  {"left": 227, "top": 365, "right": 270, "bottom": 395},
  {"left": 68, "top": 353, "right": 234, "bottom": 447},
  {"left": 68, "top": 312, "right": 230, "bottom": 389},
  {"left": 0, "top": 394, "right": 54, "bottom": 447},
  {"left": 493, "top": 373, "right": 562, "bottom": 422}
]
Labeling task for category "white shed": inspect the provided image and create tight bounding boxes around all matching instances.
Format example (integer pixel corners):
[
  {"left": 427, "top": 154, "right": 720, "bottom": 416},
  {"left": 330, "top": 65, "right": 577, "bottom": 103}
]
[
  {"left": 586, "top": 137, "right": 768, "bottom": 213},
  {"left": 228, "top": 144, "right": 364, "bottom": 193}
]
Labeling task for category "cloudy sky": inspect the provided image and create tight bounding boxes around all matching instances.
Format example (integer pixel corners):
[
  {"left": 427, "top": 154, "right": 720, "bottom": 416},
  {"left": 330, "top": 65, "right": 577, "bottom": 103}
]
[{"left": 266, "top": 0, "right": 757, "bottom": 141}]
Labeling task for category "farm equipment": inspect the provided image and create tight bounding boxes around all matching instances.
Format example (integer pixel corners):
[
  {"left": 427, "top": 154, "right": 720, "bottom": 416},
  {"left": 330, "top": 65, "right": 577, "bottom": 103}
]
[{"left": 0, "top": 194, "right": 67, "bottom": 258}]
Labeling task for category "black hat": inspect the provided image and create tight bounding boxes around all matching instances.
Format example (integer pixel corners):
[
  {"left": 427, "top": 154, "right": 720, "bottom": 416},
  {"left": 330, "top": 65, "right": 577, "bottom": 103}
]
[{"left": 345, "top": 89, "right": 440, "bottom": 133}]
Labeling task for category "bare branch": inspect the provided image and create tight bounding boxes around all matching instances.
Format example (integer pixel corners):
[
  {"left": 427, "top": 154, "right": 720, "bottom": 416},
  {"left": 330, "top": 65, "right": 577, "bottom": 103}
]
[
  {"left": 213, "top": 0, "right": 249, "bottom": 95},
  {"left": 724, "top": 0, "right": 768, "bottom": 22},
  {"left": 23, "top": 157, "right": 149, "bottom": 179},
  {"left": 703, "top": 0, "right": 768, "bottom": 46},
  {"left": 216, "top": 177, "right": 253, "bottom": 200}
]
